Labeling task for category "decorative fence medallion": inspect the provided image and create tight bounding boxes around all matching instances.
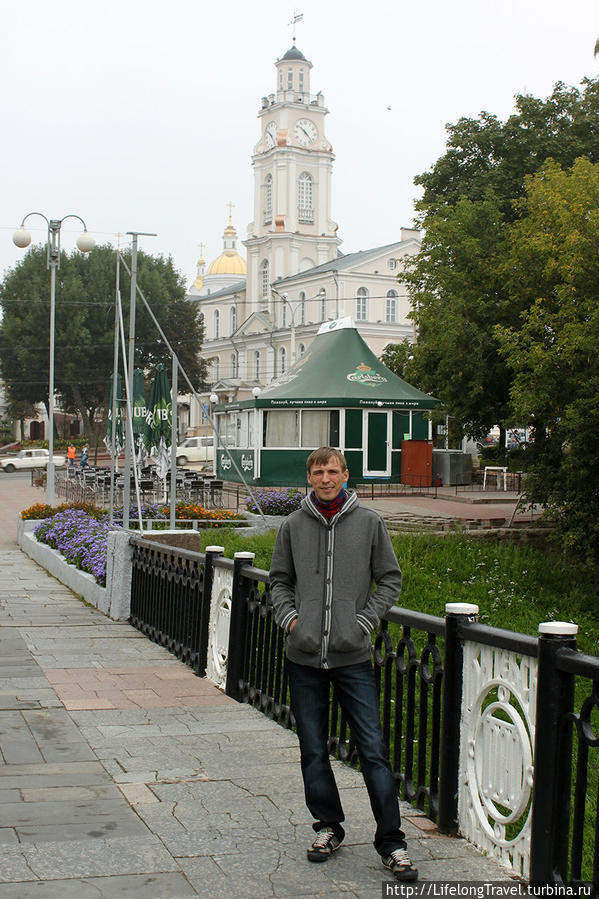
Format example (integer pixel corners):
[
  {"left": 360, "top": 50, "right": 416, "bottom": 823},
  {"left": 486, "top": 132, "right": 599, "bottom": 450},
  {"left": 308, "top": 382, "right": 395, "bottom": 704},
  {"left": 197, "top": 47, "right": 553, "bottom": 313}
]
[
  {"left": 459, "top": 643, "right": 537, "bottom": 878},
  {"left": 206, "top": 567, "right": 233, "bottom": 688}
]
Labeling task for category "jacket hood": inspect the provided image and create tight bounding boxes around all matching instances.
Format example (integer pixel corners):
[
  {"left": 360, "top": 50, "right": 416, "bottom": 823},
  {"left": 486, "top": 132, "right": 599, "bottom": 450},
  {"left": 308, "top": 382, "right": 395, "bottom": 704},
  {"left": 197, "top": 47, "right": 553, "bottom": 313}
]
[{"left": 301, "top": 489, "right": 359, "bottom": 525}]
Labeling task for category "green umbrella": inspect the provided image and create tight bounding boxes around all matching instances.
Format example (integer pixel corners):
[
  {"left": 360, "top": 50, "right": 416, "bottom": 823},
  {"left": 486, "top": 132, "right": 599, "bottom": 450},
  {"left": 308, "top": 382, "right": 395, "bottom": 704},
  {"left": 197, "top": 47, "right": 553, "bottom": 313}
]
[
  {"left": 132, "top": 368, "right": 147, "bottom": 438},
  {"left": 144, "top": 363, "right": 172, "bottom": 480},
  {"left": 132, "top": 368, "right": 148, "bottom": 469},
  {"left": 104, "top": 373, "right": 124, "bottom": 457}
]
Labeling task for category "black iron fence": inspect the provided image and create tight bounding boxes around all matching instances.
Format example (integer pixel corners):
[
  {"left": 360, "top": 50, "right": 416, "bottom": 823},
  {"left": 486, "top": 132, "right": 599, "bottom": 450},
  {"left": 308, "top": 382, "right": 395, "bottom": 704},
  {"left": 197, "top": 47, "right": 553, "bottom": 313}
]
[
  {"left": 128, "top": 538, "right": 599, "bottom": 889},
  {"left": 130, "top": 538, "right": 218, "bottom": 674}
]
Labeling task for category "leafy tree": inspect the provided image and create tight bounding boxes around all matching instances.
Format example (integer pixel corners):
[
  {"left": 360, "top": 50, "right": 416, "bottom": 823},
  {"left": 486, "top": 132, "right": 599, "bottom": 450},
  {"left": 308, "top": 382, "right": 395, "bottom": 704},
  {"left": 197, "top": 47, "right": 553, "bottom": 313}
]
[
  {"left": 380, "top": 339, "right": 414, "bottom": 380},
  {"left": 496, "top": 158, "right": 599, "bottom": 561},
  {"left": 0, "top": 244, "right": 207, "bottom": 442},
  {"left": 402, "top": 195, "right": 512, "bottom": 441},
  {"left": 415, "top": 79, "right": 599, "bottom": 222},
  {"left": 397, "top": 76, "right": 599, "bottom": 441}
]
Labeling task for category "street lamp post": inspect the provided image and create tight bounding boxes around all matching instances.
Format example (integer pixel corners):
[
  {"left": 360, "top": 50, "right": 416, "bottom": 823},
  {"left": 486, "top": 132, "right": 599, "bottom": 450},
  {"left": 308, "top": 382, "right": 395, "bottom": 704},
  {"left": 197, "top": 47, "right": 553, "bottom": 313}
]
[{"left": 13, "top": 213, "right": 94, "bottom": 505}]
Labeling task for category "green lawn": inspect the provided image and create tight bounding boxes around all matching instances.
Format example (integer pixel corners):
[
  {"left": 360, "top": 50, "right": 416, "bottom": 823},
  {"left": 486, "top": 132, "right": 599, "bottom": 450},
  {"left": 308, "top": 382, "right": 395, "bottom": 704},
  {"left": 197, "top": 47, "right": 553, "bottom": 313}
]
[{"left": 194, "top": 526, "right": 599, "bottom": 653}]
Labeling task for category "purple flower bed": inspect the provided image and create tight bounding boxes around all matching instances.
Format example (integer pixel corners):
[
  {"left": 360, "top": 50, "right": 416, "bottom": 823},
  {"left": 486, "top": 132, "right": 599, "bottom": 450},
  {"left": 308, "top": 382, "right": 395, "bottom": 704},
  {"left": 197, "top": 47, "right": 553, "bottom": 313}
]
[
  {"left": 111, "top": 504, "right": 168, "bottom": 527},
  {"left": 34, "top": 509, "right": 118, "bottom": 587},
  {"left": 245, "top": 488, "right": 304, "bottom": 516}
]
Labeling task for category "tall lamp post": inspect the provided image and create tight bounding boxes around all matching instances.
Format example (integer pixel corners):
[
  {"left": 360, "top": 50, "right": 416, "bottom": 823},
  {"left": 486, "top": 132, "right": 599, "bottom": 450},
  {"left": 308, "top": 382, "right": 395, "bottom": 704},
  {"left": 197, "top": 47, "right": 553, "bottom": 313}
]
[{"left": 13, "top": 213, "right": 95, "bottom": 504}]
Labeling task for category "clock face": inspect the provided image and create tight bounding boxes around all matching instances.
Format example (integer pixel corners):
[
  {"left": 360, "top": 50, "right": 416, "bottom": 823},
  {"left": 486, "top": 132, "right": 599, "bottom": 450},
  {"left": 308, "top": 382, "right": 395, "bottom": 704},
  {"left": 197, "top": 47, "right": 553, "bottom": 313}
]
[
  {"left": 294, "top": 118, "right": 317, "bottom": 147},
  {"left": 265, "top": 122, "right": 278, "bottom": 149}
]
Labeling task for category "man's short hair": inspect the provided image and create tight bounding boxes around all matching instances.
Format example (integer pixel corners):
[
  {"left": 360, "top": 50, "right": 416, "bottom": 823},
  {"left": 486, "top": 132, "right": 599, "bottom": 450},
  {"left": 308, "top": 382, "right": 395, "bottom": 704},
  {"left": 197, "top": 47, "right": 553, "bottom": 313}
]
[{"left": 306, "top": 447, "right": 348, "bottom": 474}]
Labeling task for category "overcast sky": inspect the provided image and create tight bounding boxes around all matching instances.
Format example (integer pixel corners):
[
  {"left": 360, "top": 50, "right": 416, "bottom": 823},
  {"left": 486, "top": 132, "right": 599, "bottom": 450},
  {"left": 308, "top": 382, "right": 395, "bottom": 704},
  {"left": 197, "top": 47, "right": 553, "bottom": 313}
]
[{"left": 1, "top": 0, "right": 597, "bottom": 289}]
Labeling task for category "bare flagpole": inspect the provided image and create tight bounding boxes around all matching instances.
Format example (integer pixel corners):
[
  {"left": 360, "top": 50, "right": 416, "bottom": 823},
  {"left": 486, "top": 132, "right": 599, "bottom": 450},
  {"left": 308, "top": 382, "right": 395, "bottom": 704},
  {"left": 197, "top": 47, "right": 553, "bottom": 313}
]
[
  {"left": 116, "top": 288, "right": 144, "bottom": 532},
  {"left": 108, "top": 251, "right": 121, "bottom": 527}
]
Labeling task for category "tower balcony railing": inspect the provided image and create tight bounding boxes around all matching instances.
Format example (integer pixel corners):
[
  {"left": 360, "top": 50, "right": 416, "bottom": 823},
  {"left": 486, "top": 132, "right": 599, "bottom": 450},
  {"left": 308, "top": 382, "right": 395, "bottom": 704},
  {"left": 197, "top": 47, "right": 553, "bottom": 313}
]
[{"left": 274, "top": 90, "right": 324, "bottom": 107}]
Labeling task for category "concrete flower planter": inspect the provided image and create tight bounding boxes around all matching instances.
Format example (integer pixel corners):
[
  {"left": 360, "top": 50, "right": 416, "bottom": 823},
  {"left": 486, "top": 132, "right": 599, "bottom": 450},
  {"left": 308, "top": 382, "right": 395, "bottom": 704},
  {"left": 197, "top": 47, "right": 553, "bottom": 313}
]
[{"left": 17, "top": 519, "right": 132, "bottom": 620}]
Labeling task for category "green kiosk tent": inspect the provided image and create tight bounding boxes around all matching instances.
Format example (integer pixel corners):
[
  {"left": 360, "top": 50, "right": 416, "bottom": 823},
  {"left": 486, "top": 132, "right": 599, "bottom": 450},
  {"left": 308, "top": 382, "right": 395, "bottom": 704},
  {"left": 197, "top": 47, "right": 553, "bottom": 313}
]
[{"left": 212, "top": 317, "right": 440, "bottom": 486}]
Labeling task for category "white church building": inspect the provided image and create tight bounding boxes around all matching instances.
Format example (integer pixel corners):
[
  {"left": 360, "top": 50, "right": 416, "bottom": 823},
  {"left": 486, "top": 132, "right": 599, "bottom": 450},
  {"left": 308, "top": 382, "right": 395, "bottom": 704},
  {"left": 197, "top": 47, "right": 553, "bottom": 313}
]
[{"left": 185, "top": 42, "right": 419, "bottom": 432}]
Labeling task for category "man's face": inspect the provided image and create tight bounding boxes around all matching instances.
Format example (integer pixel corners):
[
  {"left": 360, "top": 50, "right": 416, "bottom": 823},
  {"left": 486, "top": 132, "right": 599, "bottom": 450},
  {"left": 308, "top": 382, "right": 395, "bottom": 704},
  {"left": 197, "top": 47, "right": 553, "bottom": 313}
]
[{"left": 307, "top": 457, "right": 349, "bottom": 502}]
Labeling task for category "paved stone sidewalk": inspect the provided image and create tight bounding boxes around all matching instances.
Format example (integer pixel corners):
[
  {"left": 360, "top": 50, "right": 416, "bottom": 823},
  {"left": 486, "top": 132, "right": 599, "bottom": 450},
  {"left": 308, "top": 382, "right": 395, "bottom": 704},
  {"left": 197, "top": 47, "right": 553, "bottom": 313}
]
[{"left": 0, "top": 478, "right": 512, "bottom": 897}]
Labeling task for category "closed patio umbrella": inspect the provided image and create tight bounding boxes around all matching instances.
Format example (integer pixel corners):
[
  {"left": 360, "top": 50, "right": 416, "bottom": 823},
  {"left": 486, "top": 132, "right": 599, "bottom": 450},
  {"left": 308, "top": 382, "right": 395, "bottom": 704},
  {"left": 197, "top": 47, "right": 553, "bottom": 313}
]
[
  {"left": 132, "top": 368, "right": 148, "bottom": 470},
  {"left": 104, "top": 373, "right": 124, "bottom": 462},
  {"left": 144, "top": 363, "right": 172, "bottom": 484}
]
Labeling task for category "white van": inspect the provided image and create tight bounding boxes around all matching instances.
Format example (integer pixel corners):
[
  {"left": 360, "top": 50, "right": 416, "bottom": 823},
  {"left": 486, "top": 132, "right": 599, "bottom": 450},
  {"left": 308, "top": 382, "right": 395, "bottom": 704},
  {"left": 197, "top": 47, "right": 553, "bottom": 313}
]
[{"left": 176, "top": 435, "right": 214, "bottom": 467}]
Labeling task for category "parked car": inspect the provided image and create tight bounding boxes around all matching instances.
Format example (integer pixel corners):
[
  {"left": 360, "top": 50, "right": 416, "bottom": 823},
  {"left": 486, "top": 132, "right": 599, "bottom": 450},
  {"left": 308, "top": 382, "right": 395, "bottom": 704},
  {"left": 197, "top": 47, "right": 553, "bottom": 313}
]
[
  {"left": 0, "top": 448, "right": 66, "bottom": 473},
  {"left": 175, "top": 435, "right": 214, "bottom": 467}
]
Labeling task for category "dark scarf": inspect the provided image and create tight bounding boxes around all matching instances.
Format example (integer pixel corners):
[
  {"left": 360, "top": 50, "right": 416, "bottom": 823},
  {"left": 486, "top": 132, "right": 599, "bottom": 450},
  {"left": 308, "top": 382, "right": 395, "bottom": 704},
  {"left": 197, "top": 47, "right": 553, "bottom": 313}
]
[{"left": 311, "top": 488, "right": 347, "bottom": 520}]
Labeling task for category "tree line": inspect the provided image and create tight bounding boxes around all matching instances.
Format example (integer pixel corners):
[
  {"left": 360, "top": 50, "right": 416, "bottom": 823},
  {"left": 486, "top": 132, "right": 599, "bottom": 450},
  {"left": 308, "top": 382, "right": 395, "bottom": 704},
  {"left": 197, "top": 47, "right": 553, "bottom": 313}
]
[
  {"left": 382, "top": 77, "right": 599, "bottom": 561},
  {"left": 0, "top": 244, "right": 207, "bottom": 446}
]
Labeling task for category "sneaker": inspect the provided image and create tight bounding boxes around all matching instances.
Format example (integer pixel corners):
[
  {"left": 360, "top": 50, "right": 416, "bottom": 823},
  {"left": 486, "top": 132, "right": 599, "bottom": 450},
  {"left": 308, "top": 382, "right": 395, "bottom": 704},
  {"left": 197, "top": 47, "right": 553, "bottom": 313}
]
[
  {"left": 307, "top": 828, "right": 342, "bottom": 862},
  {"left": 382, "top": 847, "right": 418, "bottom": 881}
]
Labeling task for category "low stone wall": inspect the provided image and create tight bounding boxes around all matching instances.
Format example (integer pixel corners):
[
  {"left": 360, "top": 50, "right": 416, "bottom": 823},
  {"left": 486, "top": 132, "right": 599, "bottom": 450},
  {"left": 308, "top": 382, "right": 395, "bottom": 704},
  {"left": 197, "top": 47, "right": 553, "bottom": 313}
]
[
  {"left": 137, "top": 514, "right": 284, "bottom": 553},
  {"left": 17, "top": 520, "right": 132, "bottom": 620}
]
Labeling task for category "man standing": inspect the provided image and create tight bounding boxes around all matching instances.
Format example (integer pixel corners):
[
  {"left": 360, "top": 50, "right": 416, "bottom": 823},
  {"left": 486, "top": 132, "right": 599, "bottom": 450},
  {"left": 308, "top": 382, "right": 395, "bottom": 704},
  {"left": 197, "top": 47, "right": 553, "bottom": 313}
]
[{"left": 270, "top": 447, "right": 417, "bottom": 882}]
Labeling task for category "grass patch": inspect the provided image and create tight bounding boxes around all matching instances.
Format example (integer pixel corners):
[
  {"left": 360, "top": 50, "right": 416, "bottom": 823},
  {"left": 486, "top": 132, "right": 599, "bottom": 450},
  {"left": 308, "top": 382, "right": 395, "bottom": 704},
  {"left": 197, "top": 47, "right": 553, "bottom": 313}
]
[{"left": 198, "top": 528, "right": 599, "bottom": 649}]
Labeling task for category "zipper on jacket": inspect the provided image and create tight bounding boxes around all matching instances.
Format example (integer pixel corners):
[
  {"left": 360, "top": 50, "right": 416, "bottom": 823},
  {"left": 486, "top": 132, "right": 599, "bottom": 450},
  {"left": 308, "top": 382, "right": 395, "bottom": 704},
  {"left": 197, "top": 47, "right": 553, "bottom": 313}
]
[{"left": 321, "top": 524, "right": 334, "bottom": 667}]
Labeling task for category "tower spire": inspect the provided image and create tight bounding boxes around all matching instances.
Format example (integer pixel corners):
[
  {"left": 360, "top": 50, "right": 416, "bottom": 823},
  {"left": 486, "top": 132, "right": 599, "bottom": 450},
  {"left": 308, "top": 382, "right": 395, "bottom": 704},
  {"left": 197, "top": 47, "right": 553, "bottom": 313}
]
[{"left": 288, "top": 11, "right": 303, "bottom": 44}]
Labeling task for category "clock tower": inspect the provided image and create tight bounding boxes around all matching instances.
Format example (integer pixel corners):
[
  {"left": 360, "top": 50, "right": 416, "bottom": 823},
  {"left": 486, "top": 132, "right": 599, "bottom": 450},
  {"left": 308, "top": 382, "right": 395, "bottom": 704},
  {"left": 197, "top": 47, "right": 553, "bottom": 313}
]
[{"left": 244, "top": 44, "right": 341, "bottom": 313}]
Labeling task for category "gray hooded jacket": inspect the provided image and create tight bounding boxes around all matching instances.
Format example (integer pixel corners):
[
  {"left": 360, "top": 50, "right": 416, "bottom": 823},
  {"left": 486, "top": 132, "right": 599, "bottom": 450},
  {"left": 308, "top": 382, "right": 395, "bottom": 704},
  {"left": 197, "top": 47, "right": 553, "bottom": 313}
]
[{"left": 269, "top": 491, "right": 402, "bottom": 669}]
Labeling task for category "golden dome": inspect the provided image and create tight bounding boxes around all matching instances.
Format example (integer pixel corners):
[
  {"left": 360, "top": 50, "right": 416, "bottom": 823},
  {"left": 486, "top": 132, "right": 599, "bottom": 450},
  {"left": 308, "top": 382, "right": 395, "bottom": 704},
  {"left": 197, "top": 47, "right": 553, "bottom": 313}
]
[{"left": 207, "top": 252, "right": 247, "bottom": 275}]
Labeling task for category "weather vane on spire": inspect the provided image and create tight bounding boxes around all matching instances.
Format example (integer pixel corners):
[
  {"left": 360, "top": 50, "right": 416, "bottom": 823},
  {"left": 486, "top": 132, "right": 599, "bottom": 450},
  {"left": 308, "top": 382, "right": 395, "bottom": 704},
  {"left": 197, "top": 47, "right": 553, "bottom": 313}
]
[{"left": 288, "top": 11, "right": 303, "bottom": 44}]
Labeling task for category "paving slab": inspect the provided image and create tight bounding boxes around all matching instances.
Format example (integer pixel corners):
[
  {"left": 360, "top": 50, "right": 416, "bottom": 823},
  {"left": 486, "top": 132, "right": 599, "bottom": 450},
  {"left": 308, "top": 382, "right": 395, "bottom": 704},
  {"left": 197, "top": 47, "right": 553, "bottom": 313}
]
[
  {"left": 0, "top": 475, "right": 516, "bottom": 897},
  {"left": 0, "top": 872, "right": 198, "bottom": 899}
]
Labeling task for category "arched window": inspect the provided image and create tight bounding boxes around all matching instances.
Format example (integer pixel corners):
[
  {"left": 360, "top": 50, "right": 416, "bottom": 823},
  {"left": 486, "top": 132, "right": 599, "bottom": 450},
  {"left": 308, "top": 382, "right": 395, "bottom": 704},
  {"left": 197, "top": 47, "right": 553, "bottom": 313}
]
[
  {"left": 356, "top": 287, "right": 368, "bottom": 322},
  {"left": 254, "top": 351, "right": 261, "bottom": 381},
  {"left": 214, "top": 309, "right": 220, "bottom": 338},
  {"left": 280, "top": 347, "right": 287, "bottom": 374},
  {"left": 299, "top": 291, "right": 306, "bottom": 325},
  {"left": 386, "top": 290, "right": 398, "bottom": 323},
  {"left": 230, "top": 305, "right": 237, "bottom": 335},
  {"left": 260, "top": 260, "right": 270, "bottom": 300},
  {"left": 231, "top": 352, "right": 238, "bottom": 378},
  {"left": 298, "top": 172, "right": 314, "bottom": 223},
  {"left": 298, "top": 343, "right": 306, "bottom": 357},
  {"left": 319, "top": 289, "right": 327, "bottom": 322},
  {"left": 212, "top": 357, "right": 220, "bottom": 382},
  {"left": 264, "top": 174, "right": 273, "bottom": 225}
]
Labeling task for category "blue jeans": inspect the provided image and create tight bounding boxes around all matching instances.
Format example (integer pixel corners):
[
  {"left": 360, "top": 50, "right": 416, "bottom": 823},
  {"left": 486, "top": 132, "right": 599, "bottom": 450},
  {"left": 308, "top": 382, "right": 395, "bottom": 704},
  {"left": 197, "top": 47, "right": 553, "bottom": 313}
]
[{"left": 286, "top": 658, "right": 406, "bottom": 856}]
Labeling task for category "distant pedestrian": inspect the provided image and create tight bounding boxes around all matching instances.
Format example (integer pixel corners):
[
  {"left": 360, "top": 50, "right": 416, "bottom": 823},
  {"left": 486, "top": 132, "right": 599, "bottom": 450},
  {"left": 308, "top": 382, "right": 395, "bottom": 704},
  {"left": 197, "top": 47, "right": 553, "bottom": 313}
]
[
  {"left": 270, "top": 447, "right": 418, "bottom": 882},
  {"left": 67, "top": 444, "right": 76, "bottom": 467},
  {"left": 80, "top": 445, "right": 89, "bottom": 469}
]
